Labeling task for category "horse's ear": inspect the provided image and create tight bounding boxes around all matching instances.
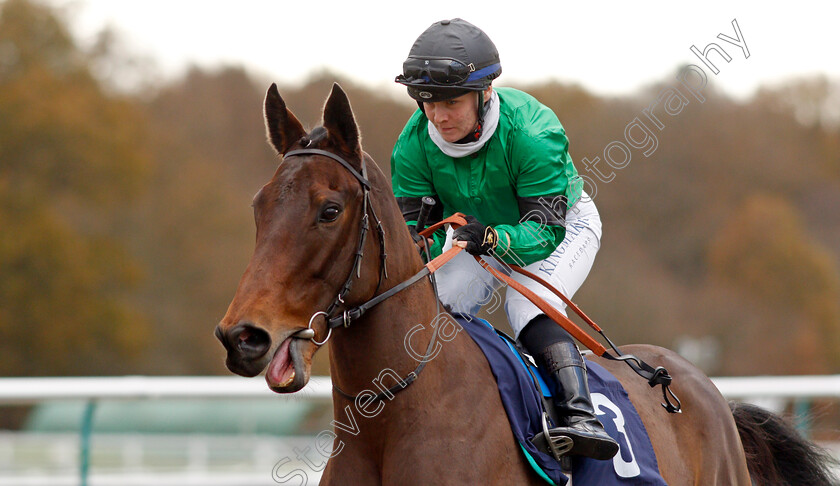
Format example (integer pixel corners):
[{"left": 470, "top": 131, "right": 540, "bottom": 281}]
[
  {"left": 264, "top": 83, "right": 306, "bottom": 155},
  {"left": 323, "top": 83, "right": 361, "bottom": 159}
]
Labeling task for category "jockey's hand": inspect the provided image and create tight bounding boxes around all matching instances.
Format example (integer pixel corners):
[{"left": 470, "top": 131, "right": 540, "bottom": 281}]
[
  {"left": 453, "top": 215, "right": 498, "bottom": 256},
  {"left": 409, "top": 226, "right": 434, "bottom": 254}
]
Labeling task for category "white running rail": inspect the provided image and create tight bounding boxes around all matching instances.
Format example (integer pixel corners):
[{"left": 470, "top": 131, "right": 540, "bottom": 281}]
[
  {"left": 1, "top": 375, "right": 837, "bottom": 486},
  {"left": 1, "top": 374, "right": 839, "bottom": 403}
]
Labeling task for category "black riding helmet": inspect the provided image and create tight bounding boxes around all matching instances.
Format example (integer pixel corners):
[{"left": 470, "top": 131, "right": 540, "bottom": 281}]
[
  {"left": 396, "top": 19, "right": 501, "bottom": 142},
  {"left": 395, "top": 18, "right": 502, "bottom": 103}
]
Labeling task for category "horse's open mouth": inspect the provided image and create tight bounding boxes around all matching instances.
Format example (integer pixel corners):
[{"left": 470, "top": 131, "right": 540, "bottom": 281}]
[{"left": 266, "top": 335, "right": 308, "bottom": 392}]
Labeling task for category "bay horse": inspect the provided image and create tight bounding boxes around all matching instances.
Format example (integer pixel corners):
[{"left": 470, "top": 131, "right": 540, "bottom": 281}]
[{"left": 216, "top": 83, "right": 835, "bottom": 485}]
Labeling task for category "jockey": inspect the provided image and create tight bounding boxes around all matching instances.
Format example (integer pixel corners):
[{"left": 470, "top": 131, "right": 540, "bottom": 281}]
[{"left": 391, "top": 18, "right": 619, "bottom": 461}]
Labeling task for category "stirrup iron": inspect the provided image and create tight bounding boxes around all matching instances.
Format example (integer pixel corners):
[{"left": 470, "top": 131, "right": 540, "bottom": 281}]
[{"left": 541, "top": 412, "right": 573, "bottom": 461}]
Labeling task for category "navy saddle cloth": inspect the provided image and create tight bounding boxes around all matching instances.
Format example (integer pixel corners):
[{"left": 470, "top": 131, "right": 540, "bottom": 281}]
[{"left": 453, "top": 313, "right": 668, "bottom": 486}]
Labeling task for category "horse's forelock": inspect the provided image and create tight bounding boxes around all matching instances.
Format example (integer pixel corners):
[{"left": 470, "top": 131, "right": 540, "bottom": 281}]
[
  {"left": 295, "top": 125, "right": 365, "bottom": 174},
  {"left": 299, "top": 126, "right": 328, "bottom": 148}
]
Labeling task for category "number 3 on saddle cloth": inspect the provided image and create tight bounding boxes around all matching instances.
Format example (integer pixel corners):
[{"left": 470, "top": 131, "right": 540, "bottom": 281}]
[{"left": 453, "top": 313, "right": 668, "bottom": 486}]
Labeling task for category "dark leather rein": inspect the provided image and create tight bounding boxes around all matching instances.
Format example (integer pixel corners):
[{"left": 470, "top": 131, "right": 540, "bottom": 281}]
[{"left": 283, "top": 148, "right": 441, "bottom": 404}]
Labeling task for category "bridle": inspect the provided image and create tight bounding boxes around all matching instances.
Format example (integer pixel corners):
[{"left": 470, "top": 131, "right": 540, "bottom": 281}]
[
  {"left": 283, "top": 148, "right": 388, "bottom": 335},
  {"left": 282, "top": 147, "right": 441, "bottom": 404}
]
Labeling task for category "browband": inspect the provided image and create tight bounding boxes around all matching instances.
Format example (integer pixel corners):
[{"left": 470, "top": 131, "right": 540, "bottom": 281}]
[{"left": 284, "top": 148, "right": 370, "bottom": 189}]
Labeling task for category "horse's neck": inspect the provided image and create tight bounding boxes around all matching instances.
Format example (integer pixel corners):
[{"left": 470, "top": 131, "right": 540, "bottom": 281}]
[
  {"left": 326, "top": 168, "right": 453, "bottom": 396},
  {"left": 327, "top": 275, "right": 441, "bottom": 396},
  {"left": 326, "top": 171, "right": 443, "bottom": 389}
]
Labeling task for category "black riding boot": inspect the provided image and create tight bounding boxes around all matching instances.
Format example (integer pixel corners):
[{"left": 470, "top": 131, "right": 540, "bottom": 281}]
[{"left": 537, "top": 341, "right": 619, "bottom": 461}]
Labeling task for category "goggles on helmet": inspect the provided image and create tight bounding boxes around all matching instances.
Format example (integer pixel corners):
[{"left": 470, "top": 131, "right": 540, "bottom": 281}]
[{"left": 398, "top": 57, "right": 476, "bottom": 86}]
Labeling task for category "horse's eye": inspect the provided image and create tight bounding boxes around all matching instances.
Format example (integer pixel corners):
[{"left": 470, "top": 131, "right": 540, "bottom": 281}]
[{"left": 319, "top": 205, "right": 342, "bottom": 222}]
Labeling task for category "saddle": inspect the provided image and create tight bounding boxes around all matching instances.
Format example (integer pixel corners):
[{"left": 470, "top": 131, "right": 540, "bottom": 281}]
[{"left": 453, "top": 313, "right": 669, "bottom": 486}]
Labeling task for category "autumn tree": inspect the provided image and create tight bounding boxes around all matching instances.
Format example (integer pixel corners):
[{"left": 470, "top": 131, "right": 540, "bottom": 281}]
[
  {"left": 708, "top": 194, "right": 840, "bottom": 372},
  {"left": 0, "top": 0, "right": 152, "bottom": 375},
  {"left": 3, "top": 0, "right": 839, "bottom": 381}
]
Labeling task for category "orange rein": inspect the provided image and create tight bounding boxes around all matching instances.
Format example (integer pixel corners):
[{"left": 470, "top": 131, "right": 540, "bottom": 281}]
[{"left": 418, "top": 214, "right": 608, "bottom": 357}]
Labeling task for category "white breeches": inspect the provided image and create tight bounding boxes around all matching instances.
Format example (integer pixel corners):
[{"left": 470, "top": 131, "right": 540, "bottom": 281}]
[{"left": 435, "top": 192, "right": 602, "bottom": 338}]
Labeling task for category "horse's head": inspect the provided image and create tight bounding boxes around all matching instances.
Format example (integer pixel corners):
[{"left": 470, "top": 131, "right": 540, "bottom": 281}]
[{"left": 216, "top": 83, "right": 389, "bottom": 393}]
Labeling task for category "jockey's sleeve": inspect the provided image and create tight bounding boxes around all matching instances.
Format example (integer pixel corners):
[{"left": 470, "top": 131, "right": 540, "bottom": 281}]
[
  {"left": 492, "top": 123, "right": 582, "bottom": 266},
  {"left": 494, "top": 221, "right": 565, "bottom": 265},
  {"left": 391, "top": 133, "right": 447, "bottom": 259}
]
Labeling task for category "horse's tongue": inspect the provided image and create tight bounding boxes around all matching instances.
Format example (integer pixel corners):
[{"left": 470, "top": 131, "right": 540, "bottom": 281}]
[{"left": 266, "top": 338, "right": 295, "bottom": 388}]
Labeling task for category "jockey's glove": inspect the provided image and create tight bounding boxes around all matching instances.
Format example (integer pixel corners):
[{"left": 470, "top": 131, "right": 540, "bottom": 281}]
[{"left": 453, "top": 215, "right": 498, "bottom": 256}]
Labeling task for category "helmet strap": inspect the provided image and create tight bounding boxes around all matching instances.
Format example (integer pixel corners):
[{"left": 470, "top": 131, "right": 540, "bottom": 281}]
[
  {"left": 467, "top": 90, "right": 486, "bottom": 142},
  {"left": 477, "top": 90, "right": 486, "bottom": 125},
  {"left": 451, "top": 90, "right": 487, "bottom": 144}
]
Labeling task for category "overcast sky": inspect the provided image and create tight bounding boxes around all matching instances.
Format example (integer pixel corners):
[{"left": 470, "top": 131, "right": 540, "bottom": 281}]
[{"left": 48, "top": 0, "right": 840, "bottom": 99}]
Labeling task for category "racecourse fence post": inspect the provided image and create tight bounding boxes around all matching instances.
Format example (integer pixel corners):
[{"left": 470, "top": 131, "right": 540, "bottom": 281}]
[
  {"left": 793, "top": 398, "right": 813, "bottom": 439},
  {"left": 79, "top": 400, "right": 97, "bottom": 486}
]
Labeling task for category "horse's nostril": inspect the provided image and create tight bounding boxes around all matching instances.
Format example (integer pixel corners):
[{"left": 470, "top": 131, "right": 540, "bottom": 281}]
[
  {"left": 238, "top": 328, "right": 257, "bottom": 346},
  {"left": 228, "top": 323, "right": 271, "bottom": 359}
]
